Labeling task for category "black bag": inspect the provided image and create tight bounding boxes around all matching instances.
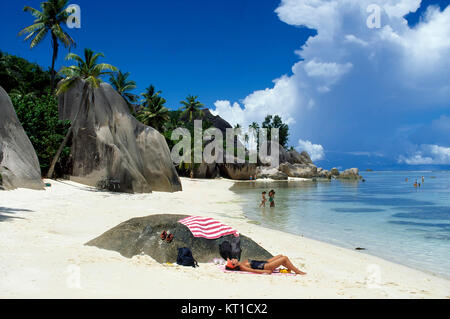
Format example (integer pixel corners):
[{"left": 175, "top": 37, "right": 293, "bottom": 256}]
[
  {"left": 176, "top": 247, "right": 199, "bottom": 268},
  {"left": 219, "top": 236, "right": 242, "bottom": 261}
]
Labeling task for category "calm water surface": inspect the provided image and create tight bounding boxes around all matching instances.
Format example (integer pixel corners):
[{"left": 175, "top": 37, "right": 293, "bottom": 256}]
[{"left": 231, "top": 171, "right": 450, "bottom": 279}]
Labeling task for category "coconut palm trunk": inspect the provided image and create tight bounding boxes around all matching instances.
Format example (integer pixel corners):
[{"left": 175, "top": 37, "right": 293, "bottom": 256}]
[
  {"left": 50, "top": 33, "right": 59, "bottom": 93},
  {"left": 47, "top": 48, "right": 117, "bottom": 179},
  {"left": 47, "top": 83, "right": 89, "bottom": 179}
]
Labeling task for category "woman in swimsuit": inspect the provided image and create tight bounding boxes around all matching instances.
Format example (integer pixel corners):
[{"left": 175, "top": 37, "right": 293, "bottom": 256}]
[
  {"left": 268, "top": 190, "right": 275, "bottom": 208},
  {"left": 226, "top": 255, "right": 306, "bottom": 275}
]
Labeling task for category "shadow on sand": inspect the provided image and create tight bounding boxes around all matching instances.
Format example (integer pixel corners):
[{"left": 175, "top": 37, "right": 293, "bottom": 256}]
[{"left": 0, "top": 207, "right": 32, "bottom": 222}]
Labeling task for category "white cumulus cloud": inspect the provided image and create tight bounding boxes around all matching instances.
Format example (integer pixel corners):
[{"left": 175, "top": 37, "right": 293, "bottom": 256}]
[
  {"left": 297, "top": 139, "right": 325, "bottom": 161},
  {"left": 398, "top": 144, "right": 450, "bottom": 165},
  {"left": 212, "top": 0, "right": 450, "bottom": 163}
]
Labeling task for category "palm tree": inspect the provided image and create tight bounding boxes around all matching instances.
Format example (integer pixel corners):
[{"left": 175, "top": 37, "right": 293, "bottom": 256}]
[
  {"left": 109, "top": 71, "right": 139, "bottom": 112},
  {"left": 249, "top": 122, "right": 260, "bottom": 151},
  {"left": 180, "top": 95, "right": 204, "bottom": 122},
  {"left": 19, "top": 0, "right": 75, "bottom": 93},
  {"left": 47, "top": 48, "right": 117, "bottom": 178},
  {"left": 136, "top": 85, "right": 170, "bottom": 132}
]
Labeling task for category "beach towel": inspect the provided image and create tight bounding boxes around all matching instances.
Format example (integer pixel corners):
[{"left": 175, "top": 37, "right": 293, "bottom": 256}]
[
  {"left": 219, "top": 265, "right": 296, "bottom": 276},
  {"left": 178, "top": 216, "right": 239, "bottom": 239}
]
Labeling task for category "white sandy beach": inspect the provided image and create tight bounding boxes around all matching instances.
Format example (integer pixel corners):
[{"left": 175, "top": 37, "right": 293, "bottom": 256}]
[{"left": 0, "top": 177, "right": 449, "bottom": 299}]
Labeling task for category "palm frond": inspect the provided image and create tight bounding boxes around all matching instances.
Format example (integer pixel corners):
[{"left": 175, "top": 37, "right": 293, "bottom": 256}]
[
  {"left": 22, "top": 6, "right": 43, "bottom": 19},
  {"left": 30, "top": 28, "right": 48, "bottom": 48}
]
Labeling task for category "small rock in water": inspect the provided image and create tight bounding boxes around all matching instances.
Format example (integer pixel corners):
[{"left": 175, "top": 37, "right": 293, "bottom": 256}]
[{"left": 355, "top": 247, "right": 366, "bottom": 251}]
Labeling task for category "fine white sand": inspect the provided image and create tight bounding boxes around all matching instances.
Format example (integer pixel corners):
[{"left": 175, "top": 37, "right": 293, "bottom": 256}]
[{"left": 0, "top": 178, "right": 449, "bottom": 299}]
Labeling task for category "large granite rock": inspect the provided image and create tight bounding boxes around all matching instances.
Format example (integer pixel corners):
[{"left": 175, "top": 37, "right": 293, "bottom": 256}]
[
  {"left": 218, "top": 163, "right": 257, "bottom": 180},
  {"left": 279, "top": 163, "right": 318, "bottom": 178},
  {"left": 316, "top": 168, "right": 332, "bottom": 179},
  {"left": 194, "top": 162, "right": 220, "bottom": 179},
  {"left": 337, "top": 168, "right": 362, "bottom": 180},
  {"left": 58, "top": 80, "right": 182, "bottom": 193},
  {"left": 0, "top": 86, "right": 44, "bottom": 190},
  {"left": 255, "top": 166, "right": 288, "bottom": 180},
  {"left": 86, "top": 214, "right": 273, "bottom": 263},
  {"left": 330, "top": 167, "right": 340, "bottom": 177}
]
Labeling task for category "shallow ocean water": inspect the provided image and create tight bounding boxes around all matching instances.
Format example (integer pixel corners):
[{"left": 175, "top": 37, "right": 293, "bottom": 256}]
[{"left": 231, "top": 171, "right": 450, "bottom": 279}]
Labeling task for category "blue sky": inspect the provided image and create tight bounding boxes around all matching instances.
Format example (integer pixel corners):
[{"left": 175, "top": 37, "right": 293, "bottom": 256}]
[
  {"left": 1, "top": 0, "right": 449, "bottom": 170},
  {"left": 0, "top": 0, "right": 315, "bottom": 108}
]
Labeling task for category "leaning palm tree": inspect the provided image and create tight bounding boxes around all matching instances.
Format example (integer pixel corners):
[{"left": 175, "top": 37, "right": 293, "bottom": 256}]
[
  {"left": 19, "top": 0, "right": 75, "bottom": 93},
  {"left": 180, "top": 95, "right": 204, "bottom": 122},
  {"left": 136, "top": 85, "right": 170, "bottom": 132},
  {"left": 109, "top": 71, "right": 139, "bottom": 112},
  {"left": 46, "top": 48, "right": 117, "bottom": 178}
]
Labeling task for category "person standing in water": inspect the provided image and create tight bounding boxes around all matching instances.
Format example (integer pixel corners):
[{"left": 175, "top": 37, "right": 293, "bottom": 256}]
[
  {"left": 259, "top": 191, "right": 267, "bottom": 208},
  {"left": 269, "top": 190, "right": 276, "bottom": 208}
]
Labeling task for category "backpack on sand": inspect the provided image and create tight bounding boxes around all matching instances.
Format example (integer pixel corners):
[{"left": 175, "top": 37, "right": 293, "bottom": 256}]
[{"left": 176, "top": 247, "right": 199, "bottom": 268}]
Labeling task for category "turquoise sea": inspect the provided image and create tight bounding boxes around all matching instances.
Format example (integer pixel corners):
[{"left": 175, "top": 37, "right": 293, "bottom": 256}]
[{"left": 231, "top": 171, "right": 450, "bottom": 279}]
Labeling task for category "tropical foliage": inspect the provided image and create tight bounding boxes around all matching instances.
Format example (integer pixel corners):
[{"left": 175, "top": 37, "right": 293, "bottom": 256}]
[
  {"left": 180, "top": 95, "right": 204, "bottom": 122},
  {"left": 12, "top": 93, "right": 71, "bottom": 176},
  {"left": 136, "top": 85, "right": 170, "bottom": 132},
  {"left": 261, "top": 115, "right": 290, "bottom": 148},
  {"left": 109, "top": 71, "right": 139, "bottom": 112},
  {"left": 47, "top": 48, "right": 117, "bottom": 178},
  {"left": 18, "top": 0, "right": 75, "bottom": 92},
  {"left": 57, "top": 48, "right": 118, "bottom": 94},
  {"left": 0, "top": 51, "right": 55, "bottom": 95}
]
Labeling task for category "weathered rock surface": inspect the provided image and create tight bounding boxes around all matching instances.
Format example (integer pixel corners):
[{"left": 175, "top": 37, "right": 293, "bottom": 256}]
[
  {"left": 218, "top": 163, "right": 257, "bottom": 180},
  {"left": 330, "top": 168, "right": 340, "bottom": 177},
  {"left": 194, "top": 162, "right": 220, "bottom": 179},
  {"left": 279, "top": 163, "right": 318, "bottom": 178},
  {"left": 255, "top": 166, "right": 288, "bottom": 180},
  {"left": 0, "top": 86, "right": 44, "bottom": 190},
  {"left": 86, "top": 214, "right": 273, "bottom": 263},
  {"left": 58, "top": 80, "right": 182, "bottom": 193},
  {"left": 337, "top": 168, "right": 362, "bottom": 180},
  {"left": 317, "top": 168, "right": 332, "bottom": 179}
]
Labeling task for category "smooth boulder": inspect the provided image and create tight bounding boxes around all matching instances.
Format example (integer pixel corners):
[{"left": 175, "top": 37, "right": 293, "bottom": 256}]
[
  {"left": 0, "top": 86, "right": 44, "bottom": 190},
  {"left": 337, "top": 168, "right": 362, "bottom": 180},
  {"left": 279, "top": 163, "right": 318, "bottom": 178},
  {"left": 58, "top": 80, "right": 182, "bottom": 193},
  {"left": 255, "top": 167, "right": 288, "bottom": 180},
  {"left": 218, "top": 163, "right": 257, "bottom": 180},
  {"left": 86, "top": 214, "right": 273, "bottom": 263}
]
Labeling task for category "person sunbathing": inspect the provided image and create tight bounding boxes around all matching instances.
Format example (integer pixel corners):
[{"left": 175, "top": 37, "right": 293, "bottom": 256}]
[{"left": 226, "top": 255, "right": 306, "bottom": 275}]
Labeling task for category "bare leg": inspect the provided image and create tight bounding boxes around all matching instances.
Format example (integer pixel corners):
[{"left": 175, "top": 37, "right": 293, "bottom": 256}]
[
  {"left": 267, "top": 255, "right": 284, "bottom": 263},
  {"left": 264, "top": 256, "right": 306, "bottom": 275}
]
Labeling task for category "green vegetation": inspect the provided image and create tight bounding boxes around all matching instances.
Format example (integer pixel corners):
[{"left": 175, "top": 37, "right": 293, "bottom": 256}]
[
  {"left": 180, "top": 95, "right": 204, "bottom": 122},
  {"left": 47, "top": 48, "right": 118, "bottom": 178},
  {"left": 0, "top": 51, "right": 55, "bottom": 94},
  {"left": 109, "top": 71, "right": 139, "bottom": 112},
  {"left": 136, "top": 85, "right": 170, "bottom": 132},
  {"left": 4, "top": 0, "right": 292, "bottom": 181},
  {"left": 1, "top": 52, "right": 70, "bottom": 177},
  {"left": 19, "top": 0, "right": 75, "bottom": 93},
  {"left": 11, "top": 93, "right": 71, "bottom": 176},
  {"left": 262, "top": 115, "right": 290, "bottom": 148}
]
